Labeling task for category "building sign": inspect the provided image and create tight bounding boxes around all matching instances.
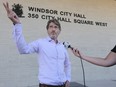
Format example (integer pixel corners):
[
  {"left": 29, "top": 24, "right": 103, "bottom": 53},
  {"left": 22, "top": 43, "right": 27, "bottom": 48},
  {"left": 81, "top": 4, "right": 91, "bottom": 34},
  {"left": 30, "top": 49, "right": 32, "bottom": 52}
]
[{"left": 12, "top": 3, "right": 107, "bottom": 27}]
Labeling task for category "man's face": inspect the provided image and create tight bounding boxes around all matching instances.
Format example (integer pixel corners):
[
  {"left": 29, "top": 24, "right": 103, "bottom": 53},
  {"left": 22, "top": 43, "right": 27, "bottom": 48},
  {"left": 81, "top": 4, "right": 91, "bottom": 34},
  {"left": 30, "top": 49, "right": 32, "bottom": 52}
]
[{"left": 47, "top": 22, "right": 61, "bottom": 40}]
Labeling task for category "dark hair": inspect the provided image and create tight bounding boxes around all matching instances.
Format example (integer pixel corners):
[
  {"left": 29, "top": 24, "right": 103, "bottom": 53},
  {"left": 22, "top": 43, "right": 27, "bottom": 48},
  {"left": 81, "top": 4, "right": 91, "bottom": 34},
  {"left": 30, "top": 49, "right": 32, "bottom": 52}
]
[{"left": 46, "top": 19, "right": 61, "bottom": 30}]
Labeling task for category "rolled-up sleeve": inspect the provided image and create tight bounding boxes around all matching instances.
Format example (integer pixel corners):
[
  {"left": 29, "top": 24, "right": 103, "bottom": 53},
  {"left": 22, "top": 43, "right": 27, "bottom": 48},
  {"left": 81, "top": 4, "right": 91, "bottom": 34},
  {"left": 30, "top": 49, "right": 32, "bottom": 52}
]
[{"left": 111, "top": 45, "right": 116, "bottom": 53}]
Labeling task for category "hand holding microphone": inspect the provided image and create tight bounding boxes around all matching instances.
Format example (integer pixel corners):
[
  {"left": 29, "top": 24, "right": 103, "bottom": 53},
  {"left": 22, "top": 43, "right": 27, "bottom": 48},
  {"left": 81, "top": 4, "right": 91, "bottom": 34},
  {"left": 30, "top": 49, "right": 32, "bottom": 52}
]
[{"left": 63, "top": 42, "right": 81, "bottom": 58}]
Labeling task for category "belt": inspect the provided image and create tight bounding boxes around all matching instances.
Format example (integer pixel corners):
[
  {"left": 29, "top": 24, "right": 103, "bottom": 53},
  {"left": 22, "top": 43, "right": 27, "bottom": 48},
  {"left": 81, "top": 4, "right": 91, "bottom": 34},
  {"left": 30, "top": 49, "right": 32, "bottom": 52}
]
[{"left": 39, "top": 83, "right": 65, "bottom": 87}]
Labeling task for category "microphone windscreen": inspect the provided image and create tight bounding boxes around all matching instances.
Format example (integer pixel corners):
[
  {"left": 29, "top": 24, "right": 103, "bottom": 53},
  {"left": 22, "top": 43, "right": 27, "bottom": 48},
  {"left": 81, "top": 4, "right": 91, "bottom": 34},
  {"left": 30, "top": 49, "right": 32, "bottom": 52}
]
[{"left": 63, "top": 42, "right": 70, "bottom": 49}]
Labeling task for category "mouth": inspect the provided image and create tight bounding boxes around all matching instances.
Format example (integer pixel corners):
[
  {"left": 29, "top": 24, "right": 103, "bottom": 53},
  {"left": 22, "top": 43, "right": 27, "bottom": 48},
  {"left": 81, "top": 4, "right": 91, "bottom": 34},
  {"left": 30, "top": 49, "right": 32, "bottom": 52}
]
[
  {"left": 51, "top": 32, "right": 56, "bottom": 35},
  {"left": 50, "top": 33, "right": 56, "bottom": 38}
]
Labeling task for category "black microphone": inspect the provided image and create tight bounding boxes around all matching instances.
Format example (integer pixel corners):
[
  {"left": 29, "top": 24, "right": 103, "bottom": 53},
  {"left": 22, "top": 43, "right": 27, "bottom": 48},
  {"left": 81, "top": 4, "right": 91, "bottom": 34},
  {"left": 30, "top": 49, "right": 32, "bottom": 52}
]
[{"left": 63, "top": 42, "right": 73, "bottom": 50}]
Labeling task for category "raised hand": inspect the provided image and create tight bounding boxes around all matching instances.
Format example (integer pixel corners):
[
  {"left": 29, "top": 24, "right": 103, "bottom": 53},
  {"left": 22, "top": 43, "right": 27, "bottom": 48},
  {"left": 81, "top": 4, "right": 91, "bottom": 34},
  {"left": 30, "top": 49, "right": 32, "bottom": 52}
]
[{"left": 3, "top": 2, "right": 21, "bottom": 24}]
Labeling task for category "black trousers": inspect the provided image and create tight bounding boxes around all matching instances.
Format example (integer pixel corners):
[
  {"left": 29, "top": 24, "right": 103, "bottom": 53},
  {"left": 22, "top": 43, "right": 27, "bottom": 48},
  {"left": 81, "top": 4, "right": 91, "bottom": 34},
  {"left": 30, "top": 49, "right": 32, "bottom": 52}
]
[{"left": 39, "top": 83, "right": 65, "bottom": 87}]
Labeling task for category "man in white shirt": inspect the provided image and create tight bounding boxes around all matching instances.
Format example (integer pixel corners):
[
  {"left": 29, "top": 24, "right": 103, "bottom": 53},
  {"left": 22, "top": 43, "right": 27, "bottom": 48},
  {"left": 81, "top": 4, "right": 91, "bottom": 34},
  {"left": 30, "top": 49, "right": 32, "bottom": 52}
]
[{"left": 3, "top": 2, "right": 71, "bottom": 87}]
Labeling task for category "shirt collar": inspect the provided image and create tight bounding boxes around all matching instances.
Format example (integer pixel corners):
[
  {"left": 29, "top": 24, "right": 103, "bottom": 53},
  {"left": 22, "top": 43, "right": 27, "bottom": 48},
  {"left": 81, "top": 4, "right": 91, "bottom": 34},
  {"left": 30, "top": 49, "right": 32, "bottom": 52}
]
[{"left": 46, "top": 36, "right": 60, "bottom": 44}]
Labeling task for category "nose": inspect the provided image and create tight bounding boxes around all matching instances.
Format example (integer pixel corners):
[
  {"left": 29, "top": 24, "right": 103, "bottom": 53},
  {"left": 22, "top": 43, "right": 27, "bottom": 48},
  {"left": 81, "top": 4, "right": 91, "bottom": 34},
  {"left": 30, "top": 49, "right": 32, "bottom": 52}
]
[{"left": 51, "top": 27, "right": 56, "bottom": 31}]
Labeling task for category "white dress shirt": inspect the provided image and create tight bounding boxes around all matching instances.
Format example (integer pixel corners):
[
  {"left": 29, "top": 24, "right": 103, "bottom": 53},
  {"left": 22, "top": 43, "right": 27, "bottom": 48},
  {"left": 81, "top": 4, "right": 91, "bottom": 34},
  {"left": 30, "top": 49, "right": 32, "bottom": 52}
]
[{"left": 13, "top": 24, "right": 71, "bottom": 85}]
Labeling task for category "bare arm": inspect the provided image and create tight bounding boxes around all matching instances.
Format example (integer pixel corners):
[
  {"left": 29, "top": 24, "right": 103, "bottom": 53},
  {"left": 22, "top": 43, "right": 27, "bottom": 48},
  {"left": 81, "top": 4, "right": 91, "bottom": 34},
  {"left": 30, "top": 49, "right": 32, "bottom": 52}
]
[{"left": 72, "top": 49, "right": 116, "bottom": 67}]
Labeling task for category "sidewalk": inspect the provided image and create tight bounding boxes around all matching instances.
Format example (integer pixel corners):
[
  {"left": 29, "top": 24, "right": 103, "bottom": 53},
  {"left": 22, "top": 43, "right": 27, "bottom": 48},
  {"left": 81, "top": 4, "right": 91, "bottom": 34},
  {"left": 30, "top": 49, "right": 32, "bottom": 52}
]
[
  {"left": 85, "top": 80, "right": 116, "bottom": 87},
  {"left": 27, "top": 80, "right": 116, "bottom": 87},
  {"left": 71, "top": 80, "right": 116, "bottom": 87}
]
